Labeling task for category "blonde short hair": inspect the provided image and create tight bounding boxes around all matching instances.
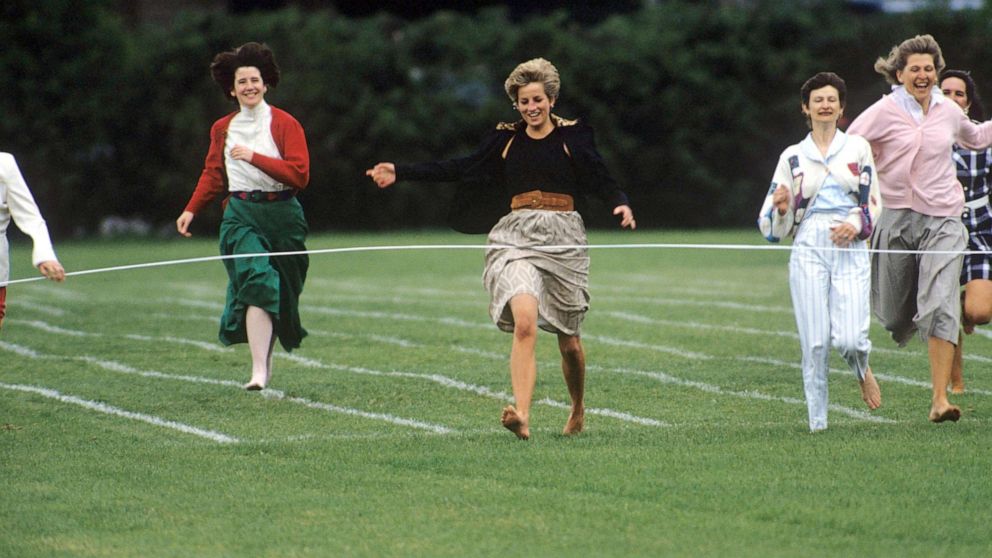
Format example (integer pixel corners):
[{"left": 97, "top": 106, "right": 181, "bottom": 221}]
[
  {"left": 873, "top": 34, "right": 945, "bottom": 85},
  {"left": 504, "top": 58, "right": 560, "bottom": 102}
]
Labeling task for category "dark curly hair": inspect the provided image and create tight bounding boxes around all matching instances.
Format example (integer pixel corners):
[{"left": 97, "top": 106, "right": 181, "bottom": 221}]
[
  {"left": 940, "top": 69, "right": 986, "bottom": 122},
  {"left": 210, "top": 42, "right": 280, "bottom": 101}
]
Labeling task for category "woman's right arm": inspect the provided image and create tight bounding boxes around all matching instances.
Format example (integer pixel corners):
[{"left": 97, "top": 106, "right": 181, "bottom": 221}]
[
  {"left": 365, "top": 129, "right": 508, "bottom": 187},
  {"left": 757, "top": 152, "right": 796, "bottom": 242},
  {"left": 176, "top": 119, "right": 229, "bottom": 236}
]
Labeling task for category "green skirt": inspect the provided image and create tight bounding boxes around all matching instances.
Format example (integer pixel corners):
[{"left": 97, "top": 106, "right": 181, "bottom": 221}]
[{"left": 218, "top": 196, "right": 309, "bottom": 351}]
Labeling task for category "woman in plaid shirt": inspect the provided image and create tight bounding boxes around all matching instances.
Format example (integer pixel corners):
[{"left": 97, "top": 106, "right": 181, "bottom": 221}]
[{"left": 939, "top": 69, "right": 992, "bottom": 394}]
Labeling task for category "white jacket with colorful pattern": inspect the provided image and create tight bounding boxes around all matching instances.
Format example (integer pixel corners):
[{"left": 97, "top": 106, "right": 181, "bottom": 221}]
[{"left": 758, "top": 130, "right": 881, "bottom": 242}]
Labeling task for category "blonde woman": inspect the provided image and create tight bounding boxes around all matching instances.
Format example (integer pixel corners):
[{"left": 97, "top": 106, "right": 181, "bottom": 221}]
[
  {"left": 367, "top": 58, "right": 635, "bottom": 440},
  {"left": 848, "top": 35, "right": 992, "bottom": 422}
]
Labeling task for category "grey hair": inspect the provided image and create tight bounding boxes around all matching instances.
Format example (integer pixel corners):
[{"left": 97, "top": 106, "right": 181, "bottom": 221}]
[
  {"left": 873, "top": 34, "right": 945, "bottom": 85},
  {"left": 504, "top": 58, "right": 560, "bottom": 102}
]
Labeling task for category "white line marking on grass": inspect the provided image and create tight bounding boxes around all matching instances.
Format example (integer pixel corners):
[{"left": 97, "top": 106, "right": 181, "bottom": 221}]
[
  {"left": 593, "top": 282, "right": 776, "bottom": 300},
  {"left": 535, "top": 397, "right": 668, "bottom": 427},
  {"left": 0, "top": 340, "right": 44, "bottom": 358},
  {"left": 6, "top": 298, "right": 64, "bottom": 316},
  {"left": 273, "top": 393, "right": 452, "bottom": 434},
  {"left": 4, "top": 319, "right": 94, "bottom": 336},
  {"left": 307, "top": 292, "right": 480, "bottom": 308},
  {"left": 603, "top": 311, "right": 799, "bottom": 339},
  {"left": 605, "top": 309, "right": 992, "bottom": 365},
  {"left": 272, "top": 352, "right": 667, "bottom": 427},
  {"left": 584, "top": 334, "right": 712, "bottom": 360},
  {"left": 0, "top": 342, "right": 454, "bottom": 434},
  {"left": 449, "top": 346, "right": 504, "bottom": 360},
  {"left": 125, "top": 334, "right": 232, "bottom": 353},
  {"left": 367, "top": 334, "right": 423, "bottom": 348},
  {"left": 23, "top": 284, "right": 85, "bottom": 301},
  {"left": 0, "top": 382, "right": 240, "bottom": 444},
  {"left": 599, "top": 297, "right": 792, "bottom": 315},
  {"left": 73, "top": 355, "right": 241, "bottom": 387},
  {"left": 175, "top": 299, "right": 224, "bottom": 311},
  {"left": 149, "top": 312, "right": 217, "bottom": 324},
  {"left": 736, "top": 355, "right": 992, "bottom": 396},
  {"left": 596, "top": 364, "right": 895, "bottom": 424},
  {"left": 306, "top": 306, "right": 490, "bottom": 330}
]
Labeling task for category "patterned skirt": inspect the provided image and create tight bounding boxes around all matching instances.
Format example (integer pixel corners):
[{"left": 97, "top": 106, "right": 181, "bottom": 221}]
[
  {"left": 483, "top": 209, "right": 589, "bottom": 335},
  {"left": 218, "top": 196, "right": 309, "bottom": 351},
  {"left": 962, "top": 203, "right": 992, "bottom": 283}
]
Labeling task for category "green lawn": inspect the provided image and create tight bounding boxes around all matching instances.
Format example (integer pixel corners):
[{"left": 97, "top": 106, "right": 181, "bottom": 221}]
[{"left": 1, "top": 230, "right": 989, "bottom": 557}]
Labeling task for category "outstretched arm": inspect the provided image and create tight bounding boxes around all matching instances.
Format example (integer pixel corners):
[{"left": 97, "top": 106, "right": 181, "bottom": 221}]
[
  {"left": 38, "top": 260, "right": 64, "bottom": 282},
  {"left": 613, "top": 205, "right": 636, "bottom": 229},
  {"left": 176, "top": 210, "right": 195, "bottom": 238},
  {"left": 366, "top": 163, "right": 397, "bottom": 188}
]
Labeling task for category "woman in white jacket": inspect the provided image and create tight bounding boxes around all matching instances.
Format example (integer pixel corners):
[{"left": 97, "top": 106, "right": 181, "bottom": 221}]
[
  {"left": 0, "top": 152, "right": 65, "bottom": 329},
  {"left": 758, "top": 72, "right": 882, "bottom": 431}
]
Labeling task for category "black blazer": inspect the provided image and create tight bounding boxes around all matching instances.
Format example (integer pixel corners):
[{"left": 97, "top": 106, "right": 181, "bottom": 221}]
[{"left": 395, "top": 115, "right": 630, "bottom": 234}]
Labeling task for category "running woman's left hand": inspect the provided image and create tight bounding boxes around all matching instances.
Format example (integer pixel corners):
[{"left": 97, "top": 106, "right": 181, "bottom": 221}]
[
  {"left": 614, "top": 205, "right": 636, "bottom": 229},
  {"left": 829, "top": 222, "right": 858, "bottom": 247}
]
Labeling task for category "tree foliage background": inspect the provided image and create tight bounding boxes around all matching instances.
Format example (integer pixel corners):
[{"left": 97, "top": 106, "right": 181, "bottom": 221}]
[{"left": 3, "top": 0, "right": 992, "bottom": 236}]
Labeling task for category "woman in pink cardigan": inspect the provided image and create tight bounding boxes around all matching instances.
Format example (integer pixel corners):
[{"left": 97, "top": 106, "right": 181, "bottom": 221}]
[{"left": 848, "top": 35, "right": 992, "bottom": 423}]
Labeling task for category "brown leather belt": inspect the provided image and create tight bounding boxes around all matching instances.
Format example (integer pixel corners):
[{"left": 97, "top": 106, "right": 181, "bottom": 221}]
[
  {"left": 510, "top": 190, "right": 574, "bottom": 212},
  {"left": 233, "top": 190, "right": 295, "bottom": 202}
]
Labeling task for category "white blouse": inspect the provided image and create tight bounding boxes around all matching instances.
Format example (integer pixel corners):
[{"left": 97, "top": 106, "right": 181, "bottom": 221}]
[
  {"left": 0, "top": 152, "right": 57, "bottom": 281},
  {"left": 225, "top": 101, "right": 286, "bottom": 192}
]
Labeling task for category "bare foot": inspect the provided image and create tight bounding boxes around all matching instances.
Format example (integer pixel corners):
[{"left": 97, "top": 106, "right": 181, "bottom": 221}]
[
  {"left": 859, "top": 368, "right": 881, "bottom": 410},
  {"left": 929, "top": 404, "right": 961, "bottom": 423},
  {"left": 563, "top": 408, "right": 584, "bottom": 435},
  {"left": 501, "top": 405, "right": 530, "bottom": 440},
  {"left": 244, "top": 372, "right": 266, "bottom": 391}
]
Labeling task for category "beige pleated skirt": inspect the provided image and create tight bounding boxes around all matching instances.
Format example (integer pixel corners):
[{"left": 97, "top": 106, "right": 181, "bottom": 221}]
[{"left": 483, "top": 209, "right": 589, "bottom": 335}]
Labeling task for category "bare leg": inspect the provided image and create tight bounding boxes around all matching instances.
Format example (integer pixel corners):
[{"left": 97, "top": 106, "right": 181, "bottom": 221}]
[
  {"left": 951, "top": 329, "right": 965, "bottom": 394},
  {"left": 962, "top": 279, "right": 992, "bottom": 333},
  {"left": 245, "top": 305, "right": 274, "bottom": 390},
  {"left": 503, "top": 294, "right": 538, "bottom": 440},
  {"left": 558, "top": 333, "right": 585, "bottom": 435},
  {"left": 955, "top": 280, "right": 992, "bottom": 395},
  {"left": 928, "top": 337, "right": 961, "bottom": 422},
  {"left": 859, "top": 367, "right": 881, "bottom": 410},
  {"left": 265, "top": 328, "right": 276, "bottom": 387}
]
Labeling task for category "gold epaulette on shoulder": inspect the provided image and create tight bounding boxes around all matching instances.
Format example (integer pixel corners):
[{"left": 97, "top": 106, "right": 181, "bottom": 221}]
[
  {"left": 551, "top": 114, "right": 578, "bottom": 127},
  {"left": 496, "top": 120, "right": 521, "bottom": 131}
]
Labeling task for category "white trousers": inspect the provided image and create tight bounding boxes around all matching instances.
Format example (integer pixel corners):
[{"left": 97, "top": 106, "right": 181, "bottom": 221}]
[{"left": 789, "top": 213, "right": 872, "bottom": 431}]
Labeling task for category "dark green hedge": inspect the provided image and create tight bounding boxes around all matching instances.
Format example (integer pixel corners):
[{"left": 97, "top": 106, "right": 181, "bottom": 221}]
[{"left": 3, "top": 0, "right": 992, "bottom": 235}]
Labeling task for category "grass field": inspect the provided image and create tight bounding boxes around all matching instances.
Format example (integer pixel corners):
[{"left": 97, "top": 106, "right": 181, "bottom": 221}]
[{"left": 1, "top": 229, "right": 990, "bottom": 557}]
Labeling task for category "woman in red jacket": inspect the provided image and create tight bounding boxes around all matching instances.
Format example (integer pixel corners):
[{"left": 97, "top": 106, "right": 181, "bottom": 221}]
[{"left": 176, "top": 42, "right": 310, "bottom": 391}]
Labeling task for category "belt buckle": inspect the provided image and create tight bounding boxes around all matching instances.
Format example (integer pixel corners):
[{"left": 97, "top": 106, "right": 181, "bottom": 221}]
[{"left": 529, "top": 193, "right": 542, "bottom": 208}]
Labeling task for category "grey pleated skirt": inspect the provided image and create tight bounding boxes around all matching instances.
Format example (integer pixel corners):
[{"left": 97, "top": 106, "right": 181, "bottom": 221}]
[{"left": 483, "top": 209, "right": 589, "bottom": 335}]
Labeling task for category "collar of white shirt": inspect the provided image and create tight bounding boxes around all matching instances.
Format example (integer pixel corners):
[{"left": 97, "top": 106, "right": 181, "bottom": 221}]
[
  {"left": 238, "top": 99, "right": 271, "bottom": 121},
  {"left": 890, "top": 84, "right": 945, "bottom": 124}
]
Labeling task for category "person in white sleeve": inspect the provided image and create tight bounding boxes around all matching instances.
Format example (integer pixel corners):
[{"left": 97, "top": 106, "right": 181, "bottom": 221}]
[
  {"left": 758, "top": 72, "right": 882, "bottom": 432},
  {"left": 0, "top": 152, "right": 65, "bottom": 330}
]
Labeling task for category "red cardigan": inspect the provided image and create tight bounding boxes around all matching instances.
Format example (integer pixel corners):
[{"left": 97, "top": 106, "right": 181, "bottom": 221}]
[{"left": 184, "top": 106, "right": 310, "bottom": 215}]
